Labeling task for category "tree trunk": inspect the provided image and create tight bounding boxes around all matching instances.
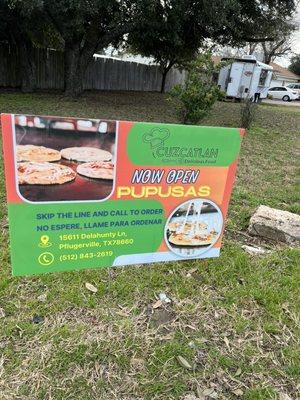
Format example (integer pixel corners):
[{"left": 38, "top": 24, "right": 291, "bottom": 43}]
[
  {"left": 64, "top": 42, "right": 97, "bottom": 97},
  {"left": 263, "top": 53, "right": 272, "bottom": 65},
  {"left": 248, "top": 42, "right": 257, "bottom": 55},
  {"left": 160, "top": 68, "right": 168, "bottom": 93},
  {"left": 160, "top": 63, "right": 173, "bottom": 93},
  {"left": 64, "top": 44, "right": 84, "bottom": 97},
  {"left": 18, "top": 40, "right": 37, "bottom": 93},
  {"left": 261, "top": 43, "right": 272, "bottom": 65}
]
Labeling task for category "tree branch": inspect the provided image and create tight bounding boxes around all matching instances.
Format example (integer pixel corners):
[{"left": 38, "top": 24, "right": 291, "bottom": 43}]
[{"left": 241, "top": 37, "right": 276, "bottom": 43}]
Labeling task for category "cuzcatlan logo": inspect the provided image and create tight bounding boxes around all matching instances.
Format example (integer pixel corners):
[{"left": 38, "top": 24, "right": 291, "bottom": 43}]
[
  {"left": 143, "top": 126, "right": 219, "bottom": 163},
  {"left": 143, "top": 128, "right": 170, "bottom": 158}
]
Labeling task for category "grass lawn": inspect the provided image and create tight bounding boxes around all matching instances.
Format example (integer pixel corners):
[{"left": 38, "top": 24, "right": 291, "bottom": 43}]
[{"left": 0, "top": 92, "right": 299, "bottom": 400}]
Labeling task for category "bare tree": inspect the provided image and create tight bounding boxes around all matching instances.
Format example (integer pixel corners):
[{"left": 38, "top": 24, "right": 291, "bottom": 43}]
[
  {"left": 248, "top": 42, "right": 258, "bottom": 55},
  {"left": 223, "top": 20, "right": 298, "bottom": 64},
  {"left": 261, "top": 37, "right": 292, "bottom": 64},
  {"left": 253, "top": 20, "right": 297, "bottom": 64}
]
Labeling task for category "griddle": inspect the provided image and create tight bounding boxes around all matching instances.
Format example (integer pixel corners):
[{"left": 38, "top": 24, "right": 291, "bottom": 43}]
[{"left": 15, "top": 118, "right": 116, "bottom": 202}]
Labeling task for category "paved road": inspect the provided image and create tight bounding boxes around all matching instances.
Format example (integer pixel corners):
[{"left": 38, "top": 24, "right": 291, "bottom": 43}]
[{"left": 262, "top": 99, "right": 300, "bottom": 107}]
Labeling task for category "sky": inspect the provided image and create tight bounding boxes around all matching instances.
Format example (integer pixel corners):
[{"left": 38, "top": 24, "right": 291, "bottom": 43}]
[
  {"left": 293, "top": 4, "right": 300, "bottom": 52},
  {"left": 277, "top": 5, "right": 300, "bottom": 67}
]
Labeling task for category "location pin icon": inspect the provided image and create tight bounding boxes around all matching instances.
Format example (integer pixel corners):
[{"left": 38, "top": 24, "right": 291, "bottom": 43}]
[{"left": 40, "top": 235, "right": 49, "bottom": 247}]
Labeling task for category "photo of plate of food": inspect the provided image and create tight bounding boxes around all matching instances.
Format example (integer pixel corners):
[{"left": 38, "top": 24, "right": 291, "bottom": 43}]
[
  {"left": 13, "top": 115, "right": 116, "bottom": 202},
  {"left": 165, "top": 199, "right": 223, "bottom": 257}
]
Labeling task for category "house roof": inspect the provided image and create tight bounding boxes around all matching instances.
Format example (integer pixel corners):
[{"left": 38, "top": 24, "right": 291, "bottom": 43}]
[
  {"left": 269, "top": 62, "right": 300, "bottom": 80},
  {"left": 211, "top": 55, "right": 300, "bottom": 80}
]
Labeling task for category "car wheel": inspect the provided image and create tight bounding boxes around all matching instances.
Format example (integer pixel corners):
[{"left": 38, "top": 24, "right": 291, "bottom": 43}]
[{"left": 282, "top": 95, "right": 290, "bottom": 102}]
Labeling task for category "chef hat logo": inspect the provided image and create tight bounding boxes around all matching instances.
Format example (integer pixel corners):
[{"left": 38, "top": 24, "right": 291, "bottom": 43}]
[{"left": 143, "top": 128, "right": 170, "bottom": 152}]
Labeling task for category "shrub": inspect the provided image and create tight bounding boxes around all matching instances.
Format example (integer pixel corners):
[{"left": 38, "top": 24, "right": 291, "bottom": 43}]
[
  {"left": 169, "top": 53, "right": 223, "bottom": 125},
  {"left": 240, "top": 97, "right": 257, "bottom": 129}
]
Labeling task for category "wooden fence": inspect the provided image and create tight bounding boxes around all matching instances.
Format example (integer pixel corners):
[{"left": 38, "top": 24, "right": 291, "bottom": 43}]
[{"left": 0, "top": 44, "right": 186, "bottom": 92}]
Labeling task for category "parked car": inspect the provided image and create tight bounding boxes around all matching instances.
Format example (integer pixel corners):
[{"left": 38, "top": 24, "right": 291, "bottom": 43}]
[
  {"left": 268, "top": 86, "right": 298, "bottom": 101},
  {"left": 286, "top": 83, "right": 300, "bottom": 99}
]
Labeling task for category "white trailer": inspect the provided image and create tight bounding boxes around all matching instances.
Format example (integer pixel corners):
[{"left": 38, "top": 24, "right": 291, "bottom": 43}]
[{"left": 217, "top": 55, "right": 273, "bottom": 101}]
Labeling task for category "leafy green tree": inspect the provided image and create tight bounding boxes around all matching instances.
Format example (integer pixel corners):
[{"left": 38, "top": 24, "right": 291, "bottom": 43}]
[
  {"left": 1, "top": 0, "right": 297, "bottom": 96},
  {"left": 1, "top": 0, "right": 62, "bottom": 92},
  {"left": 289, "top": 54, "right": 300, "bottom": 76},
  {"left": 0, "top": 1, "right": 40, "bottom": 92},
  {"left": 128, "top": 0, "right": 238, "bottom": 93},
  {"left": 43, "top": 0, "right": 136, "bottom": 96},
  {"left": 219, "top": 0, "right": 296, "bottom": 48},
  {"left": 128, "top": 0, "right": 297, "bottom": 93},
  {"left": 127, "top": 0, "right": 207, "bottom": 93},
  {"left": 169, "top": 53, "right": 224, "bottom": 124},
  {"left": 4, "top": 0, "right": 136, "bottom": 96}
]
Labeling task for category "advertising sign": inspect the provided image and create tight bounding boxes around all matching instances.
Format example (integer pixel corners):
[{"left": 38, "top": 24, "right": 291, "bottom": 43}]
[{"left": 1, "top": 114, "right": 243, "bottom": 276}]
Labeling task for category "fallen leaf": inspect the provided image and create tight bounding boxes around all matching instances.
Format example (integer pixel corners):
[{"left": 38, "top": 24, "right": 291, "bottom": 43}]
[
  {"left": 37, "top": 293, "right": 47, "bottom": 302},
  {"left": 201, "top": 388, "right": 218, "bottom": 398},
  {"left": 278, "top": 393, "right": 292, "bottom": 400},
  {"left": 232, "top": 389, "right": 243, "bottom": 396},
  {"left": 85, "top": 282, "right": 98, "bottom": 293},
  {"left": 182, "top": 394, "right": 199, "bottom": 400},
  {"left": 159, "top": 292, "right": 171, "bottom": 303},
  {"left": 115, "top": 310, "right": 129, "bottom": 317},
  {"left": 189, "top": 268, "right": 198, "bottom": 274},
  {"left": 0, "top": 308, "right": 5, "bottom": 318},
  {"left": 282, "top": 302, "right": 289, "bottom": 311},
  {"left": 235, "top": 367, "right": 242, "bottom": 376},
  {"left": 242, "top": 244, "right": 270, "bottom": 255},
  {"left": 176, "top": 355, "right": 193, "bottom": 370},
  {"left": 224, "top": 336, "right": 230, "bottom": 349},
  {"left": 196, "top": 386, "right": 206, "bottom": 400},
  {"left": 152, "top": 299, "right": 163, "bottom": 309}
]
